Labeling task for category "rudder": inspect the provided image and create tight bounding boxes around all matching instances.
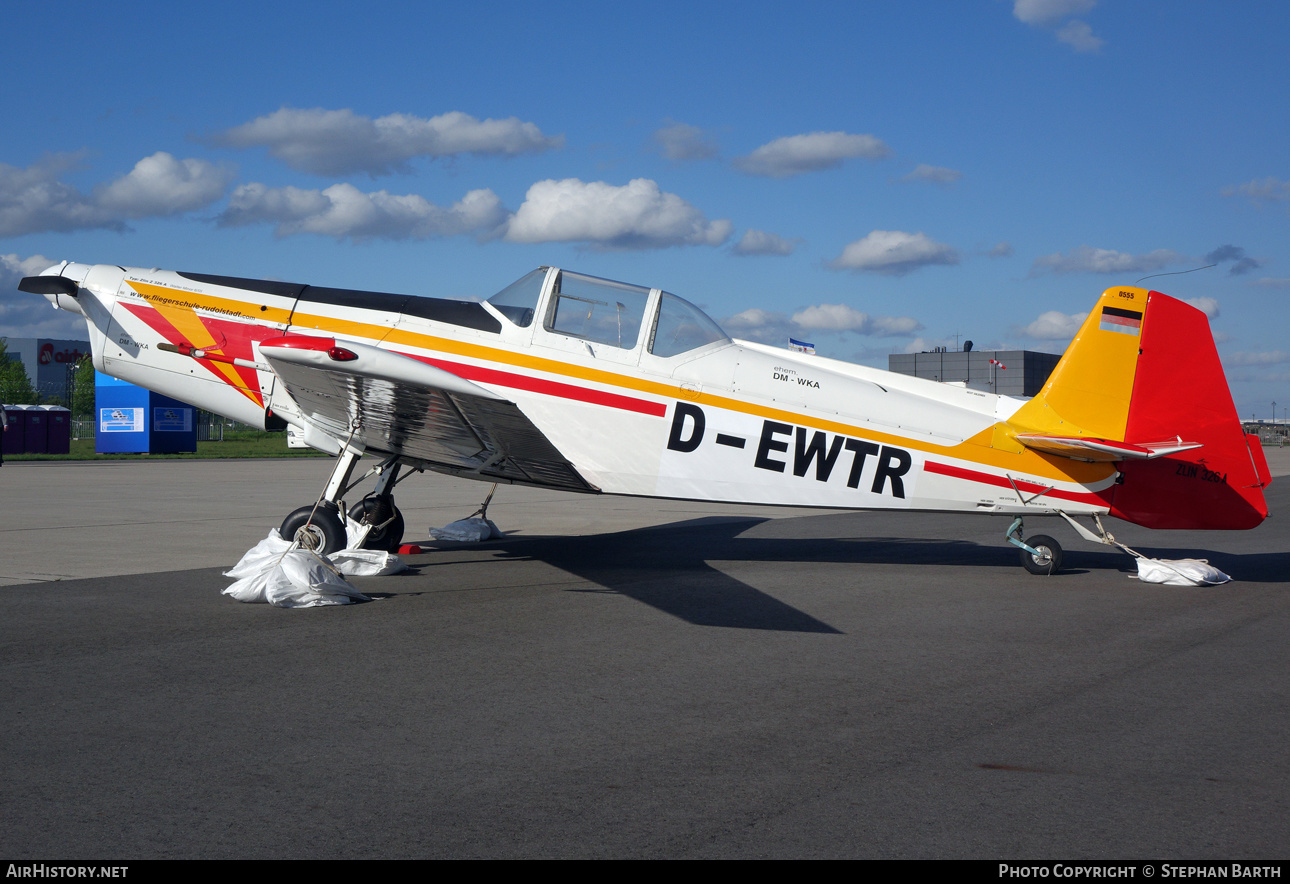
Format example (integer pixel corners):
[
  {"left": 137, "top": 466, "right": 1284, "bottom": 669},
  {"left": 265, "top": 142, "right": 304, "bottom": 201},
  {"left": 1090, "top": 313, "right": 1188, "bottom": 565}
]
[{"left": 1109, "top": 291, "right": 1268, "bottom": 529}]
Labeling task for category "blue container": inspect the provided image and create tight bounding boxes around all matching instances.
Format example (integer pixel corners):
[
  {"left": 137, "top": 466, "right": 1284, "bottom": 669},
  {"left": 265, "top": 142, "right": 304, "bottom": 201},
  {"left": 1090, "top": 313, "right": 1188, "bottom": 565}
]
[{"left": 95, "top": 372, "right": 197, "bottom": 454}]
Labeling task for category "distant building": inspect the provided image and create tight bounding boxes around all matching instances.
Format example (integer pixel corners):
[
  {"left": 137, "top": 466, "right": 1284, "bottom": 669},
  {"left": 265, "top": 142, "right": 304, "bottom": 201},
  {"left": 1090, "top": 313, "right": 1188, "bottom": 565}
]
[
  {"left": 2, "top": 337, "right": 92, "bottom": 401},
  {"left": 888, "top": 349, "right": 1060, "bottom": 398}
]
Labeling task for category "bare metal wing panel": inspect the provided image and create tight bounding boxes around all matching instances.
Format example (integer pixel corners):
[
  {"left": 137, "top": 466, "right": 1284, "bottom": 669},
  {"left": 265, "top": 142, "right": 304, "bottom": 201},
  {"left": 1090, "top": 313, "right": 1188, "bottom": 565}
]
[{"left": 261, "top": 336, "right": 594, "bottom": 492}]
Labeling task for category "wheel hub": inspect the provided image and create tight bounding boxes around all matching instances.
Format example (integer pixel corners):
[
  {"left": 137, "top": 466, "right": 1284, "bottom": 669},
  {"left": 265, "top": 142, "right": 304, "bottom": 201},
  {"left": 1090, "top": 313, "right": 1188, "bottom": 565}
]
[{"left": 293, "top": 523, "right": 328, "bottom": 551}]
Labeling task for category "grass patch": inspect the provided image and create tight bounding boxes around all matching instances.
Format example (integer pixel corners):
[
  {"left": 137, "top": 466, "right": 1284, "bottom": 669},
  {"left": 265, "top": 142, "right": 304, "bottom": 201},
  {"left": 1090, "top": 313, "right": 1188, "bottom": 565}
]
[{"left": 9, "top": 429, "right": 328, "bottom": 461}]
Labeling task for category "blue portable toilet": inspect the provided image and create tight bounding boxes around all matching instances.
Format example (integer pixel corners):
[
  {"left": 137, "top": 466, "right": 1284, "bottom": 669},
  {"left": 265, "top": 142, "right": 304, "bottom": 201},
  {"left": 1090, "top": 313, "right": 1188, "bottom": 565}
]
[
  {"left": 41, "top": 405, "right": 72, "bottom": 454},
  {"left": 95, "top": 372, "right": 197, "bottom": 454}
]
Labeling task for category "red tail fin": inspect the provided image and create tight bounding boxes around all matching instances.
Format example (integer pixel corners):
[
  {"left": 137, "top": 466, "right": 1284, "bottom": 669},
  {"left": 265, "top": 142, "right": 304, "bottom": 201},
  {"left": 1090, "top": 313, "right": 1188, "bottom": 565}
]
[{"left": 1108, "top": 292, "right": 1269, "bottom": 529}]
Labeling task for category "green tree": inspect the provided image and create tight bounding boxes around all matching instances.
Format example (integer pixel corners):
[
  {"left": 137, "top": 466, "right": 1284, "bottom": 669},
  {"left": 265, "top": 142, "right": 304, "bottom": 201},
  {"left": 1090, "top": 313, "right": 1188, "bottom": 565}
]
[
  {"left": 70, "top": 355, "right": 95, "bottom": 418},
  {"left": 0, "top": 337, "right": 37, "bottom": 405}
]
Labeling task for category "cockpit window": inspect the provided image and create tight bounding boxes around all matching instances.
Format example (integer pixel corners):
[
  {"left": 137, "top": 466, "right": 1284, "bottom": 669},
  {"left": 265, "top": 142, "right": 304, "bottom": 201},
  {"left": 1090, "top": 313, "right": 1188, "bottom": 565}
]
[
  {"left": 547, "top": 271, "right": 651, "bottom": 349},
  {"left": 648, "top": 292, "right": 730, "bottom": 357},
  {"left": 486, "top": 268, "right": 546, "bottom": 328}
]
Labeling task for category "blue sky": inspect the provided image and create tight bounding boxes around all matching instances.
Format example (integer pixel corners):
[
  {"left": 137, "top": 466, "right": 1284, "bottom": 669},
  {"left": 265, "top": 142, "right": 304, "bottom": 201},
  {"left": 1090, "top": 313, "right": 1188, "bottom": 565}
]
[{"left": 2, "top": 0, "right": 1287, "bottom": 418}]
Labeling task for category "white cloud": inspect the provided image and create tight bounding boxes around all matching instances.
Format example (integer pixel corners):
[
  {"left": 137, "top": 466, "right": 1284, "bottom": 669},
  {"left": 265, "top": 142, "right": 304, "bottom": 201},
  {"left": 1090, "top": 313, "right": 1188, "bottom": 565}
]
[
  {"left": 1184, "top": 297, "right": 1220, "bottom": 319},
  {"left": 828, "top": 230, "right": 959, "bottom": 276},
  {"left": 734, "top": 132, "right": 890, "bottom": 178},
  {"left": 219, "top": 182, "right": 508, "bottom": 241},
  {"left": 1222, "top": 177, "right": 1290, "bottom": 204},
  {"left": 788, "top": 304, "right": 921, "bottom": 337},
  {"left": 870, "top": 315, "right": 925, "bottom": 336},
  {"left": 989, "top": 242, "right": 1015, "bottom": 258},
  {"left": 732, "top": 229, "right": 798, "bottom": 256},
  {"left": 1013, "top": 0, "right": 1096, "bottom": 26},
  {"left": 1250, "top": 277, "right": 1290, "bottom": 289},
  {"left": 902, "top": 336, "right": 957, "bottom": 354},
  {"left": 94, "top": 152, "right": 234, "bottom": 218},
  {"left": 1020, "top": 310, "right": 1089, "bottom": 340},
  {"left": 1223, "top": 351, "right": 1289, "bottom": 366},
  {"left": 1030, "top": 245, "right": 1184, "bottom": 275},
  {"left": 0, "top": 152, "right": 232, "bottom": 237},
  {"left": 212, "top": 107, "right": 563, "bottom": 176},
  {"left": 902, "top": 164, "right": 962, "bottom": 186},
  {"left": 651, "top": 122, "right": 718, "bottom": 161},
  {"left": 1056, "top": 20, "right": 1104, "bottom": 52},
  {"left": 503, "top": 178, "right": 731, "bottom": 250},
  {"left": 1, "top": 253, "right": 59, "bottom": 284},
  {"left": 791, "top": 304, "right": 871, "bottom": 332},
  {"left": 721, "top": 308, "right": 798, "bottom": 345},
  {"left": 0, "top": 153, "right": 119, "bottom": 237},
  {"left": 719, "top": 303, "right": 922, "bottom": 346},
  {"left": 1013, "top": 1, "right": 1103, "bottom": 53}
]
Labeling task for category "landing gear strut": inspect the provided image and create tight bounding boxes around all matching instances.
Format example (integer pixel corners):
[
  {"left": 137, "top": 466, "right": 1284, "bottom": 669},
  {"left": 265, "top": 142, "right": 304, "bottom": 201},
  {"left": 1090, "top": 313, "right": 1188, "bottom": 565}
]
[
  {"left": 278, "top": 439, "right": 413, "bottom": 555},
  {"left": 1006, "top": 517, "right": 1063, "bottom": 576},
  {"left": 347, "top": 460, "right": 406, "bottom": 552}
]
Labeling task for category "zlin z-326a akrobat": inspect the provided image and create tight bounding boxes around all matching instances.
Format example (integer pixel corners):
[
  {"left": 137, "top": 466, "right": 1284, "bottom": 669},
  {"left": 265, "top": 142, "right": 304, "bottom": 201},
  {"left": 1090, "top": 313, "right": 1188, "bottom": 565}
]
[{"left": 21, "top": 262, "right": 1270, "bottom": 574}]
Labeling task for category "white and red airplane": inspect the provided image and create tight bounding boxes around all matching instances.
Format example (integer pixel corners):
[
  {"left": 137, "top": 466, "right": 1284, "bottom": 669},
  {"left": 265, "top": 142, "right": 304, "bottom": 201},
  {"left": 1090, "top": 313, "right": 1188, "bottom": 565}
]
[{"left": 21, "top": 261, "right": 1270, "bottom": 574}]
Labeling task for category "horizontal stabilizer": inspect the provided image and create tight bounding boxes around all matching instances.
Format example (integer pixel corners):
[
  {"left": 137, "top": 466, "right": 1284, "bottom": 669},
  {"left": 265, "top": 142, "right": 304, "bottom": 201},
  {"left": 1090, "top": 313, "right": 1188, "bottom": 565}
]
[{"left": 1016, "top": 433, "right": 1202, "bottom": 462}]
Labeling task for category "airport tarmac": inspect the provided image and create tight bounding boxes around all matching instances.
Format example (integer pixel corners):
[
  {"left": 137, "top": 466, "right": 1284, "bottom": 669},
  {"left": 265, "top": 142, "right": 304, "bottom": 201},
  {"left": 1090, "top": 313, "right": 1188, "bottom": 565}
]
[{"left": 2, "top": 452, "right": 1288, "bottom": 859}]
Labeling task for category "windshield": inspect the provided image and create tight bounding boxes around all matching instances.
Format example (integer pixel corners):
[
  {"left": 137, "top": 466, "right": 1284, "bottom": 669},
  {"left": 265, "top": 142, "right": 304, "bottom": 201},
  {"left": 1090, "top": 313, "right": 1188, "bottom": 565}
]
[
  {"left": 547, "top": 271, "right": 651, "bottom": 349},
  {"left": 486, "top": 268, "right": 546, "bottom": 327},
  {"left": 649, "top": 292, "right": 729, "bottom": 357}
]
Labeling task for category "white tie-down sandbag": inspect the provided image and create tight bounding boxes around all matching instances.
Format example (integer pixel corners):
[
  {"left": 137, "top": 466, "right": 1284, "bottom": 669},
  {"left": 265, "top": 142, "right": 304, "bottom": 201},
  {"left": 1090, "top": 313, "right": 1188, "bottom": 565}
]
[
  {"left": 223, "top": 529, "right": 403, "bottom": 607},
  {"left": 223, "top": 531, "right": 295, "bottom": 603},
  {"left": 263, "top": 549, "right": 371, "bottom": 607},
  {"left": 1134, "top": 557, "right": 1231, "bottom": 586},
  {"left": 429, "top": 517, "right": 500, "bottom": 542},
  {"left": 329, "top": 547, "right": 407, "bottom": 577}
]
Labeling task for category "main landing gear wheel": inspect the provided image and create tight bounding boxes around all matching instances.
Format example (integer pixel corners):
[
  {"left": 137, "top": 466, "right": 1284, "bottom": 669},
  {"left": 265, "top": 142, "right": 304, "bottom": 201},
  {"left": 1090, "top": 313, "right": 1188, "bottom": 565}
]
[
  {"left": 280, "top": 504, "right": 347, "bottom": 555},
  {"left": 1020, "top": 534, "right": 1063, "bottom": 575},
  {"left": 347, "top": 498, "right": 405, "bottom": 552}
]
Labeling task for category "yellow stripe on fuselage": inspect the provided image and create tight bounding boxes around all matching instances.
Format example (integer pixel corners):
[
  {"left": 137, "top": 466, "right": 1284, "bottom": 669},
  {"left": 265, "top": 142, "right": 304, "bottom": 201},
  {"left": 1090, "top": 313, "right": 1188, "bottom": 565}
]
[
  {"left": 126, "top": 281, "right": 270, "bottom": 403},
  {"left": 291, "top": 307, "right": 1112, "bottom": 486},
  {"left": 135, "top": 283, "right": 1113, "bottom": 487}
]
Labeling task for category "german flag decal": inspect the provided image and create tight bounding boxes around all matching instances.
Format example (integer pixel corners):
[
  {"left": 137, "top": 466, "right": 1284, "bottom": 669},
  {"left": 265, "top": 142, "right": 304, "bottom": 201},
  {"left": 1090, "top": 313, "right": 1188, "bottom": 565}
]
[{"left": 1100, "top": 305, "right": 1143, "bottom": 336}]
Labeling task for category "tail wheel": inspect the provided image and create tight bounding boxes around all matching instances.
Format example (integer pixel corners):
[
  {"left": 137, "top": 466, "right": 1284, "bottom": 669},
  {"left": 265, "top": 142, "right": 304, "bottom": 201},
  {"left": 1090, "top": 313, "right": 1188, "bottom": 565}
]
[
  {"left": 347, "top": 497, "right": 405, "bottom": 552},
  {"left": 1020, "top": 534, "right": 1063, "bottom": 575},
  {"left": 280, "top": 504, "right": 347, "bottom": 555}
]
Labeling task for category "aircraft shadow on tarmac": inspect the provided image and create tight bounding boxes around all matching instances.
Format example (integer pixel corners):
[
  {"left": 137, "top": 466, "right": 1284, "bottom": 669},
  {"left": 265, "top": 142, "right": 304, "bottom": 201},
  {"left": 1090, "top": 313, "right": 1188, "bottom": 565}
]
[{"left": 404, "top": 512, "right": 1289, "bottom": 633}]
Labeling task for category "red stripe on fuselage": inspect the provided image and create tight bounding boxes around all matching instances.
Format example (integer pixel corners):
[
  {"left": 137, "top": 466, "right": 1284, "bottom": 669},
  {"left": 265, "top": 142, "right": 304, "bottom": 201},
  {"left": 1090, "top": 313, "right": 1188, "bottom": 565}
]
[
  {"left": 924, "top": 460, "right": 1110, "bottom": 506},
  {"left": 120, "top": 301, "right": 272, "bottom": 395},
  {"left": 406, "top": 353, "right": 668, "bottom": 417}
]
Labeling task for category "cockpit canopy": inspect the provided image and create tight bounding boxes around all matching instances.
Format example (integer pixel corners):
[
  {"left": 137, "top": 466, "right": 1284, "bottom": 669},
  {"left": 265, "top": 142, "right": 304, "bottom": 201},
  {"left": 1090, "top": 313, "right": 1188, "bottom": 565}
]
[{"left": 486, "top": 267, "right": 729, "bottom": 358}]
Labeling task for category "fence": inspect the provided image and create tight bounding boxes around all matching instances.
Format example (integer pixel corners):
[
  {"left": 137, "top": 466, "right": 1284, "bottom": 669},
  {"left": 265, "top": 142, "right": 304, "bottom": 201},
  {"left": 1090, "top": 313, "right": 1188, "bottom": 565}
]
[{"left": 72, "top": 411, "right": 232, "bottom": 442}]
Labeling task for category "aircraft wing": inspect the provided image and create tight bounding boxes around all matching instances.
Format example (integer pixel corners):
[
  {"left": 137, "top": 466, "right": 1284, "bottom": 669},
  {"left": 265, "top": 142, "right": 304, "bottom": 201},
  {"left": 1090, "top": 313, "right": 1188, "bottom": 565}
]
[
  {"left": 259, "top": 335, "right": 596, "bottom": 492},
  {"left": 1015, "top": 433, "right": 1202, "bottom": 462}
]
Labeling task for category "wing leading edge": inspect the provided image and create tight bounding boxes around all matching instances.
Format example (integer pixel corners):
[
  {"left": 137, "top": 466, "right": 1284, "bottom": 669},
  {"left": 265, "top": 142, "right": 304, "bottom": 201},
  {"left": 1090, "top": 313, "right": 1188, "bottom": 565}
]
[{"left": 259, "top": 335, "right": 596, "bottom": 492}]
